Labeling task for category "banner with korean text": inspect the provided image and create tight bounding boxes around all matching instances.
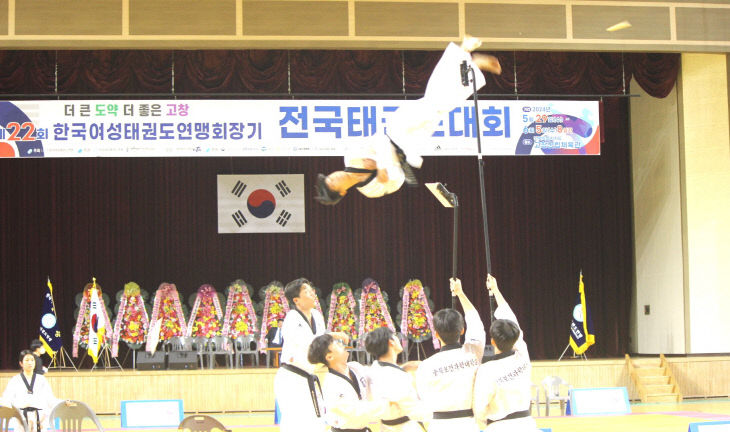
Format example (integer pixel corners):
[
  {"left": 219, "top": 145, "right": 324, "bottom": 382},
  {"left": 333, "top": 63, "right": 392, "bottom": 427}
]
[{"left": 0, "top": 100, "right": 599, "bottom": 158}]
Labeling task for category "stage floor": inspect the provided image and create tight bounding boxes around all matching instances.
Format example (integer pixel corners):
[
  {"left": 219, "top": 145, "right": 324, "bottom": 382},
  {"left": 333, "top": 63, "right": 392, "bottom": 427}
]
[{"left": 78, "top": 399, "right": 730, "bottom": 432}]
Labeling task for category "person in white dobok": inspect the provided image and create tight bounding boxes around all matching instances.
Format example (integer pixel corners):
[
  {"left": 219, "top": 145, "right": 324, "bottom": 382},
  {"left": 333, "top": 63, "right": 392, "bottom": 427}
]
[
  {"left": 273, "top": 278, "right": 350, "bottom": 432},
  {"left": 415, "top": 278, "right": 486, "bottom": 432},
  {"left": 314, "top": 36, "right": 502, "bottom": 205},
  {"left": 473, "top": 275, "right": 539, "bottom": 432},
  {"left": 308, "top": 333, "right": 394, "bottom": 432},
  {"left": 1, "top": 350, "right": 71, "bottom": 432},
  {"left": 364, "top": 327, "right": 428, "bottom": 432}
]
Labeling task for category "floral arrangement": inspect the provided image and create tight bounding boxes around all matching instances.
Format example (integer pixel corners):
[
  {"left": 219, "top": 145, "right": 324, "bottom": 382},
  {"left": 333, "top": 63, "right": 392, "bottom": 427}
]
[
  {"left": 111, "top": 282, "right": 149, "bottom": 357},
  {"left": 149, "top": 282, "right": 187, "bottom": 342},
  {"left": 357, "top": 278, "right": 395, "bottom": 346},
  {"left": 72, "top": 281, "right": 114, "bottom": 357},
  {"left": 186, "top": 284, "right": 224, "bottom": 338},
  {"left": 400, "top": 279, "right": 439, "bottom": 349},
  {"left": 258, "top": 281, "right": 290, "bottom": 351},
  {"left": 326, "top": 282, "right": 358, "bottom": 342},
  {"left": 222, "top": 279, "right": 258, "bottom": 339}
]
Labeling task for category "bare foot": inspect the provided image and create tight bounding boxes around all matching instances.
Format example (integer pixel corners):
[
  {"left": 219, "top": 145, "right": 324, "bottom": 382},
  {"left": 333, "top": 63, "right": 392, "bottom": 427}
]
[
  {"left": 472, "top": 53, "right": 502, "bottom": 75},
  {"left": 460, "top": 35, "right": 482, "bottom": 53}
]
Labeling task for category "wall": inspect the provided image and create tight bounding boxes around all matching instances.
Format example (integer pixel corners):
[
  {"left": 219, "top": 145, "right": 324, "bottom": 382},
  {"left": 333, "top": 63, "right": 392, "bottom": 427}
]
[
  {"left": 629, "top": 78, "right": 685, "bottom": 354},
  {"left": 678, "top": 53, "right": 730, "bottom": 353}
]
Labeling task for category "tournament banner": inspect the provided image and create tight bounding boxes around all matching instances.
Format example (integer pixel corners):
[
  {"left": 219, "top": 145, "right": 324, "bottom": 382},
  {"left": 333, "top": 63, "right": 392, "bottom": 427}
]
[
  {"left": 39, "top": 278, "right": 63, "bottom": 356},
  {"left": 217, "top": 174, "right": 305, "bottom": 234},
  {"left": 569, "top": 272, "right": 596, "bottom": 355},
  {"left": 0, "top": 100, "right": 600, "bottom": 158}
]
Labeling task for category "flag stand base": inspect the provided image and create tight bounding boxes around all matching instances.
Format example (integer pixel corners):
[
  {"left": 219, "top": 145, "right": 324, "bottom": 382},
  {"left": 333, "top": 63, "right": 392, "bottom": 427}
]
[
  {"left": 49, "top": 346, "right": 78, "bottom": 371},
  {"left": 91, "top": 344, "right": 124, "bottom": 371},
  {"left": 558, "top": 344, "right": 587, "bottom": 361}
]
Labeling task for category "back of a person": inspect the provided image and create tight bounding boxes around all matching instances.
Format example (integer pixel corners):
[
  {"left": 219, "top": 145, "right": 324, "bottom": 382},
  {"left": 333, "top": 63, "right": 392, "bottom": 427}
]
[
  {"left": 478, "top": 349, "right": 532, "bottom": 421},
  {"left": 416, "top": 347, "right": 481, "bottom": 432}
]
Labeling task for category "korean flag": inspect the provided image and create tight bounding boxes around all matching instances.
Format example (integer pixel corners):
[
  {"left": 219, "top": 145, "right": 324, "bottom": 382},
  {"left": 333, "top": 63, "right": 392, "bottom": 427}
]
[{"left": 217, "top": 174, "right": 305, "bottom": 233}]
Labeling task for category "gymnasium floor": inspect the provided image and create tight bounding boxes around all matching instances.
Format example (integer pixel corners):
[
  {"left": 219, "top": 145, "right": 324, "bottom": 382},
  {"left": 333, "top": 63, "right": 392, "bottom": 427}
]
[{"left": 88, "top": 398, "right": 730, "bottom": 432}]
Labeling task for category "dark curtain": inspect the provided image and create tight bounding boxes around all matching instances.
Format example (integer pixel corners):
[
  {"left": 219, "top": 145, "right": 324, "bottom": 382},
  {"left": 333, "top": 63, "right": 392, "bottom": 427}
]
[{"left": 0, "top": 48, "right": 677, "bottom": 369}]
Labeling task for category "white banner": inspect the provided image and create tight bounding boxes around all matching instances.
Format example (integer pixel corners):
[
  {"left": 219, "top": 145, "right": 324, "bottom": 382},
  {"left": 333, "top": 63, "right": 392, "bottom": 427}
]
[
  {"left": 217, "top": 174, "right": 305, "bottom": 234},
  {"left": 0, "top": 99, "right": 600, "bottom": 158}
]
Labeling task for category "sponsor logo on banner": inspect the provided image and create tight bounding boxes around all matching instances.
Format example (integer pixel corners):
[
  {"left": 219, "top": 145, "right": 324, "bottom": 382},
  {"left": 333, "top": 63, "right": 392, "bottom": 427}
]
[{"left": 217, "top": 174, "right": 305, "bottom": 233}]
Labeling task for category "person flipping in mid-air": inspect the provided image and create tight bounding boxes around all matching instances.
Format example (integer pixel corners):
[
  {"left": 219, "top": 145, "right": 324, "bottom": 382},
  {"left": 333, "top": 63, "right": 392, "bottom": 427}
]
[{"left": 314, "top": 36, "right": 502, "bottom": 205}]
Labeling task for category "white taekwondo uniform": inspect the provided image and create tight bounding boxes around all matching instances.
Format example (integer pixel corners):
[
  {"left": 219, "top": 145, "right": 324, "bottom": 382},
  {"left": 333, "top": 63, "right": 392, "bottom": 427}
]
[
  {"left": 473, "top": 304, "right": 538, "bottom": 432},
  {"left": 345, "top": 42, "right": 487, "bottom": 198},
  {"left": 274, "top": 307, "right": 327, "bottom": 432},
  {"left": 369, "top": 360, "right": 428, "bottom": 432},
  {"left": 322, "top": 361, "right": 389, "bottom": 432},
  {"left": 2, "top": 372, "right": 62, "bottom": 431},
  {"left": 415, "top": 309, "right": 485, "bottom": 432}
]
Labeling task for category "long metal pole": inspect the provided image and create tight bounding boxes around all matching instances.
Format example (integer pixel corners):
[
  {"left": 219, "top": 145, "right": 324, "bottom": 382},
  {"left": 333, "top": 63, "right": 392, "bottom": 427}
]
[
  {"left": 470, "top": 67, "right": 496, "bottom": 321},
  {"left": 452, "top": 195, "right": 459, "bottom": 309}
]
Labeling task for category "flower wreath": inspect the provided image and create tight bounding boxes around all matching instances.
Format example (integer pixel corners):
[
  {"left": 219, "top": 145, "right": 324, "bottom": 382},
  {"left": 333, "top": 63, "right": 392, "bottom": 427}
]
[
  {"left": 149, "top": 282, "right": 187, "bottom": 342},
  {"left": 400, "top": 279, "right": 439, "bottom": 349},
  {"left": 258, "top": 281, "right": 290, "bottom": 351},
  {"left": 72, "top": 281, "right": 114, "bottom": 357},
  {"left": 186, "top": 284, "right": 224, "bottom": 338},
  {"left": 357, "top": 278, "right": 395, "bottom": 346},
  {"left": 222, "top": 279, "right": 258, "bottom": 339},
  {"left": 326, "top": 282, "right": 358, "bottom": 342},
  {"left": 111, "top": 282, "right": 149, "bottom": 357}
]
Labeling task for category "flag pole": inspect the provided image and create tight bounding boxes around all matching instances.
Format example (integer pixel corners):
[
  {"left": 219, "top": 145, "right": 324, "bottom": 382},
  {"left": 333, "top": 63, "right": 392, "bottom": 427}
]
[{"left": 46, "top": 277, "right": 78, "bottom": 371}]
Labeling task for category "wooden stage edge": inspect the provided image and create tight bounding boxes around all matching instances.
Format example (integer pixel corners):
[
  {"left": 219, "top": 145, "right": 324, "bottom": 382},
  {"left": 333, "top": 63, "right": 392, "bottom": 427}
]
[{"left": 2, "top": 356, "right": 729, "bottom": 414}]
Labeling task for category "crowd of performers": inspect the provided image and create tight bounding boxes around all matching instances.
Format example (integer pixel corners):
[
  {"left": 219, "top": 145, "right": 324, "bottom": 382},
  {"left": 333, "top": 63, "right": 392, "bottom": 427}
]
[{"left": 275, "top": 275, "right": 537, "bottom": 432}]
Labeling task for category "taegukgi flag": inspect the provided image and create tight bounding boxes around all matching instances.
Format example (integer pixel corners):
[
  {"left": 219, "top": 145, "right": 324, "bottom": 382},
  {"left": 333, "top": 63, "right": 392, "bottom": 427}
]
[
  {"left": 88, "top": 282, "right": 106, "bottom": 364},
  {"left": 40, "top": 277, "right": 63, "bottom": 356},
  {"left": 569, "top": 272, "right": 595, "bottom": 355},
  {"left": 217, "top": 174, "right": 305, "bottom": 233}
]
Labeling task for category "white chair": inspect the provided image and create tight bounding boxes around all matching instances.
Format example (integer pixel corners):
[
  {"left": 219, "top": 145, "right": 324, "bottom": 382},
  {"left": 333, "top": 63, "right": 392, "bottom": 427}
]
[
  {"left": 234, "top": 334, "right": 259, "bottom": 367},
  {"left": 530, "top": 383, "right": 541, "bottom": 416},
  {"left": 542, "top": 375, "right": 572, "bottom": 416}
]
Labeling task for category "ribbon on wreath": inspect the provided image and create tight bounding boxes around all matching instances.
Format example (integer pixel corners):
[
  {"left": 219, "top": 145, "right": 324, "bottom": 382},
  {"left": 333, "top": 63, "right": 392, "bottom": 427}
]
[{"left": 111, "top": 282, "right": 149, "bottom": 357}]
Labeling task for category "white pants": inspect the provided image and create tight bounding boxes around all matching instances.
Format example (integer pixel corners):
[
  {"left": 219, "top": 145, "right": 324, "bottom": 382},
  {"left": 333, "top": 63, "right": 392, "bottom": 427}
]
[
  {"left": 386, "top": 42, "right": 486, "bottom": 169},
  {"left": 427, "top": 417, "right": 480, "bottom": 432},
  {"left": 274, "top": 368, "right": 327, "bottom": 432}
]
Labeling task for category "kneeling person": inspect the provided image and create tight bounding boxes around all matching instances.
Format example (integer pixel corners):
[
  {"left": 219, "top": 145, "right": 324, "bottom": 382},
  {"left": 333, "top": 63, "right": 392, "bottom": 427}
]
[{"left": 308, "top": 334, "right": 393, "bottom": 432}]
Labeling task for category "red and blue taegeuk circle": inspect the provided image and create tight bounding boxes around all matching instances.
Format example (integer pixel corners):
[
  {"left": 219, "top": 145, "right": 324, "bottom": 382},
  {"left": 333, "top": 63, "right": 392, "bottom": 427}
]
[{"left": 247, "top": 189, "right": 276, "bottom": 218}]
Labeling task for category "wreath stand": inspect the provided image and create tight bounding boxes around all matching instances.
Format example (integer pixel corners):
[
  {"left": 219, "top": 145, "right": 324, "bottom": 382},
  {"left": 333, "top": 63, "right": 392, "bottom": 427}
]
[
  {"left": 48, "top": 346, "right": 77, "bottom": 371},
  {"left": 90, "top": 344, "right": 124, "bottom": 371}
]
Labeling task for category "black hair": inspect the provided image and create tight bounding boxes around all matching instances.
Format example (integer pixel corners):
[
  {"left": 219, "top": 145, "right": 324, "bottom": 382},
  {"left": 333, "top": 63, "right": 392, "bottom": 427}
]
[
  {"left": 489, "top": 319, "right": 520, "bottom": 353},
  {"left": 30, "top": 340, "right": 43, "bottom": 350},
  {"left": 18, "top": 349, "right": 34, "bottom": 364},
  {"left": 307, "top": 334, "right": 334, "bottom": 366},
  {"left": 285, "top": 277, "right": 312, "bottom": 304},
  {"left": 433, "top": 308, "right": 465, "bottom": 345},
  {"left": 364, "top": 327, "right": 394, "bottom": 359}
]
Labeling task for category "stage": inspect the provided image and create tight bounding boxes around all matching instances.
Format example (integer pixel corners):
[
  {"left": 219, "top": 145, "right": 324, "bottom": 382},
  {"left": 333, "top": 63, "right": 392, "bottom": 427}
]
[{"left": 2, "top": 356, "right": 728, "bottom": 414}]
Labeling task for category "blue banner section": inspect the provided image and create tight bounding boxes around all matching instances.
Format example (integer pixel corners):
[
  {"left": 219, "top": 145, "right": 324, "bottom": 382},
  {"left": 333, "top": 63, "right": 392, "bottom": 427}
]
[{"left": 40, "top": 279, "right": 63, "bottom": 355}]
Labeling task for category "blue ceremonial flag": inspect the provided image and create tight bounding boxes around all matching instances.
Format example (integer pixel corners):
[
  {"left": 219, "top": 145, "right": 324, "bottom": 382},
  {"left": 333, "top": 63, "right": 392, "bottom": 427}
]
[
  {"left": 40, "top": 278, "right": 63, "bottom": 356},
  {"left": 569, "top": 272, "right": 595, "bottom": 355}
]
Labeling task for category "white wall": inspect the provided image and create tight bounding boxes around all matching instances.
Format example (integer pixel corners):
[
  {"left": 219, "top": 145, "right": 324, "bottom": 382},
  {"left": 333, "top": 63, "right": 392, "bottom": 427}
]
[
  {"left": 629, "top": 78, "right": 686, "bottom": 354},
  {"left": 678, "top": 53, "right": 730, "bottom": 353}
]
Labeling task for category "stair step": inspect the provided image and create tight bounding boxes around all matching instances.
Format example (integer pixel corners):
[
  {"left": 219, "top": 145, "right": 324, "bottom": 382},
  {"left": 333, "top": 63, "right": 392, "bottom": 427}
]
[
  {"left": 635, "top": 367, "right": 665, "bottom": 376},
  {"left": 644, "top": 384, "right": 674, "bottom": 393},
  {"left": 640, "top": 375, "right": 670, "bottom": 385},
  {"left": 632, "top": 358, "right": 661, "bottom": 367},
  {"left": 646, "top": 393, "right": 681, "bottom": 403}
]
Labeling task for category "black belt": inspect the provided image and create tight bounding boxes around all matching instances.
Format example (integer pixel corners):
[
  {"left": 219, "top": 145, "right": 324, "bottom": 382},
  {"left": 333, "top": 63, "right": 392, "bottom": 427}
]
[
  {"left": 381, "top": 416, "right": 409, "bottom": 426},
  {"left": 21, "top": 407, "right": 41, "bottom": 432},
  {"left": 280, "top": 363, "right": 323, "bottom": 418},
  {"left": 432, "top": 408, "right": 474, "bottom": 420},
  {"left": 344, "top": 167, "right": 378, "bottom": 188},
  {"left": 486, "top": 409, "right": 531, "bottom": 425},
  {"left": 331, "top": 428, "right": 371, "bottom": 432}
]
